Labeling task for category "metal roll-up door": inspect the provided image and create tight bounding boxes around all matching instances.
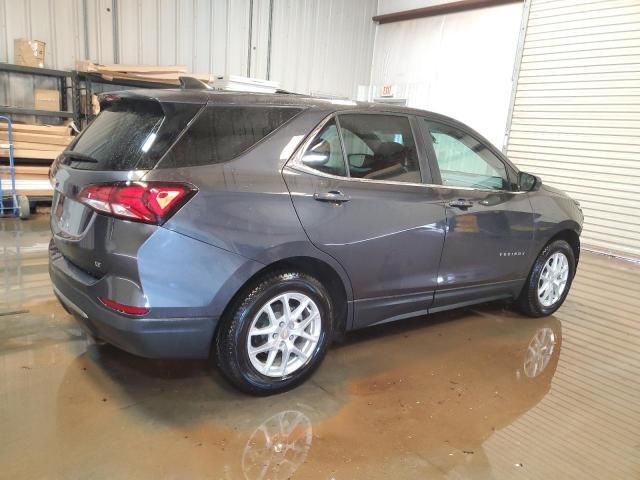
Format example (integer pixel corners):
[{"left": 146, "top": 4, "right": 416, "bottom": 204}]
[{"left": 505, "top": 0, "right": 640, "bottom": 259}]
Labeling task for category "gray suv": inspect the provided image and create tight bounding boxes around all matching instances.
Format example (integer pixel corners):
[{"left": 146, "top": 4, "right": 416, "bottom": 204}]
[{"left": 49, "top": 89, "right": 583, "bottom": 394}]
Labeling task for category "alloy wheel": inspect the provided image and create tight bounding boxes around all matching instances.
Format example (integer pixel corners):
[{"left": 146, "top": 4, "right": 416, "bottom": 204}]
[
  {"left": 247, "top": 292, "right": 322, "bottom": 377},
  {"left": 537, "top": 252, "right": 569, "bottom": 307}
]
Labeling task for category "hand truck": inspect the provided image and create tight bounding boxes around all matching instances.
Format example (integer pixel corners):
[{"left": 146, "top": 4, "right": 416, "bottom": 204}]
[{"left": 0, "top": 115, "right": 30, "bottom": 219}]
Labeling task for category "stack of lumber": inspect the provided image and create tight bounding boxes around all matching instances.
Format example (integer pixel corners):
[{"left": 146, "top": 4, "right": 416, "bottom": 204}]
[
  {"left": 0, "top": 123, "right": 72, "bottom": 161},
  {"left": 76, "top": 61, "right": 213, "bottom": 85},
  {"left": 2, "top": 165, "right": 52, "bottom": 197},
  {"left": 0, "top": 123, "right": 73, "bottom": 197}
]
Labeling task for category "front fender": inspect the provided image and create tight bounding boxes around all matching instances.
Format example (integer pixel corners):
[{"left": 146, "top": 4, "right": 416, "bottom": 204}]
[{"left": 529, "top": 187, "right": 583, "bottom": 258}]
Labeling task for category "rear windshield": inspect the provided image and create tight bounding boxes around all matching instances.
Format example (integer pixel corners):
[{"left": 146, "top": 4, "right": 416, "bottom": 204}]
[
  {"left": 158, "top": 105, "right": 302, "bottom": 168},
  {"left": 64, "top": 100, "right": 199, "bottom": 171}
]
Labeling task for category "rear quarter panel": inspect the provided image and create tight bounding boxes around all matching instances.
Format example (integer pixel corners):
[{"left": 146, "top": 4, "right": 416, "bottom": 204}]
[{"left": 142, "top": 108, "right": 354, "bottom": 309}]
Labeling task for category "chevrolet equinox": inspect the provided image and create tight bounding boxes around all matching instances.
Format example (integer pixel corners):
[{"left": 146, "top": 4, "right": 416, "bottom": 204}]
[{"left": 49, "top": 89, "right": 583, "bottom": 394}]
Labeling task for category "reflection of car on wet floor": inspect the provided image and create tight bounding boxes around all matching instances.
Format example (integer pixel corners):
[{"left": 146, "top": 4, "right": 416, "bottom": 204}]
[
  {"left": 54, "top": 314, "right": 561, "bottom": 479},
  {"left": 307, "top": 316, "right": 563, "bottom": 479},
  {"left": 241, "top": 410, "right": 313, "bottom": 480}
]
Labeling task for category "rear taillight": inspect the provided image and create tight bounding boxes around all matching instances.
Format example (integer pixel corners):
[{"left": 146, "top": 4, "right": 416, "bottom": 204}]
[{"left": 78, "top": 182, "right": 196, "bottom": 225}]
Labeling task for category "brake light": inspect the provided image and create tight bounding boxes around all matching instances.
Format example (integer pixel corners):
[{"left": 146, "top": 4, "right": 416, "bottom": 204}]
[
  {"left": 99, "top": 297, "right": 149, "bottom": 316},
  {"left": 78, "top": 182, "right": 196, "bottom": 225}
]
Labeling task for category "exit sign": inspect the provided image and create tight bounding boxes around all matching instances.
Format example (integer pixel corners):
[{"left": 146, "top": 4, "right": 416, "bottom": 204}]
[{"left": 381, "top": 84, "right": 395, "bottom": 97}]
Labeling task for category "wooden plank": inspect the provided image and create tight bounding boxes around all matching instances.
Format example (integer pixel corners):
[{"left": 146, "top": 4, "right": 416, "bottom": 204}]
[
  {"left": 2, "top": 141, "right": 66, "bottom": 152},
  {"left": 16, "top": 189, "right": 53, "bottom": 197},
  {"left": 14, "top": 174, "right": 49, "bottom": 182},
  {"left": 0, "top": 124, "right": 70, "bottom": 135},
  {"left": 15, "top": 176, "right": 49, "bottom": 182},
  {"left": 0, "top": 157, "right": 58, "bottom": 166},
  {"left": 191, "top": 73, "right": 214, "bottom": 82},
  {"left": 96, "top": 64, "right": 187, "bottom": 73},
  {"left": 0, "top": 132, "right": 72, "bottom": 146},
  {"left": 13, "top": 165, "right": 50, "bottom": 175},
  {"left": 0, "top": 149, "right": 60, "bottom": 160},
  {"left": 124, "top": 72, "right": 182, "bottom": 80},
  {"left": 125, "top": 72, "right": 213, "bottom": 82},
  {"left": 99, "top": 72, "right": 179, "bottom": 85}
]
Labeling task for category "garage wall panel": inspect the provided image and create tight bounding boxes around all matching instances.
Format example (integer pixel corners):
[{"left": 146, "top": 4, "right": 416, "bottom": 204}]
[
  {"left": 0, "top": 0, "right": 87, "bottom": 69},
  {"left": 506, "top": 0, "right": 640, "bottom": 258},
  {"left": 116, "top": 0, "right": 250, "bottom": 75},
  {"left": 269, "top": 0, "right": 377, "bottom": 98},
  {"left": 369, "top": 2, "right": 524, "bottom": 147},
  {"left": 0, "top": 0, "right": 374, "bottom": 98}
]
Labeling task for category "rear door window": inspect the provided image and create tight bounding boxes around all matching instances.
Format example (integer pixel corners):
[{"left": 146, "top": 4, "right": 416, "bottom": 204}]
[
  {"left": 159, "top": 105, "right": 302, "bottom": 168},
  {"left": 337, "top": 114, "right": 421, "bottom": 183}
]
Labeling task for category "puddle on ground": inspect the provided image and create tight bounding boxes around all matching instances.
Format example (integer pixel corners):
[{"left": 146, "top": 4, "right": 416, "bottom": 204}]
[{"left": 1, "top": 215, "right": 639, "bottom": 479}]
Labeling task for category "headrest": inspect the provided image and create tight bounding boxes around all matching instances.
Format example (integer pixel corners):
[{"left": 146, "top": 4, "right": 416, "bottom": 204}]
[{"left": 374, "top": 141, "right": 406, "bottom": 157}]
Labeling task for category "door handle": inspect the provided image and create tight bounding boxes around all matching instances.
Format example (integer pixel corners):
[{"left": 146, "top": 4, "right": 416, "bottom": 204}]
[
  {"left": 313, "top": 190, "right": 350, "bottom": 204},
  {"left": 448, "top": 199, "right": 473, "bottom": 209}
]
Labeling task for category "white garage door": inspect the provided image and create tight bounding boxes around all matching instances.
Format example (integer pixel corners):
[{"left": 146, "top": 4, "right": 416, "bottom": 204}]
[{"left": 506, "top": 0, "right": 640, "bottom": 259}]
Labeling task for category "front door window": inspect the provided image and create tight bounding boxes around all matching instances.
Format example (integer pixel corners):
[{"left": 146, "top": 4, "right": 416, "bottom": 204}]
[{"left": 425, "top": 121, "right": 509, "bottom": 190}]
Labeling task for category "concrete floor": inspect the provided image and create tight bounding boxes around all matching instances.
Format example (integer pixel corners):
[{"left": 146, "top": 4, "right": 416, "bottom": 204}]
[{"left": 1, "top": 215, "right": 639, "bottom": 479}]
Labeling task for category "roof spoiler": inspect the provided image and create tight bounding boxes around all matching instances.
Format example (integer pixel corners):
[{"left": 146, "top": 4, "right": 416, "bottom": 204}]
[{"left": 179, "top": 76, "right": 213, "bottom": 90}]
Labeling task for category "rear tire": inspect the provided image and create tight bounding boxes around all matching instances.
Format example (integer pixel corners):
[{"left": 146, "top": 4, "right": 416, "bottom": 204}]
[
  {"left": 516, "top": 239, "right": 576, "bottom": 317},
  {"left": 215, "top": 271, "right": 333, "bottom": 395}
]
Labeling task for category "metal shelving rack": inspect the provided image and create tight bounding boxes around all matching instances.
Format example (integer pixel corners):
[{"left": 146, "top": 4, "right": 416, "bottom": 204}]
[
  {"left": 0, "top": 62, "right": 73, "bottom": 121},
  {"left": 1, "top": 63, "right": 177, "bottom": 130}
]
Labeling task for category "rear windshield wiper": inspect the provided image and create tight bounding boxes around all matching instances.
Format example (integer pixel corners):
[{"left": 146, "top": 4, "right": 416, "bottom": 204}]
[{"left": 62, "top": 150, "right": 99, "bottom": 163}]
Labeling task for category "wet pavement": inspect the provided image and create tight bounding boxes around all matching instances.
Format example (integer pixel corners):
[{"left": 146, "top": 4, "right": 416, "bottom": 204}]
[{"left": 1, "top": 215, "right": 639, "bottom": 479}]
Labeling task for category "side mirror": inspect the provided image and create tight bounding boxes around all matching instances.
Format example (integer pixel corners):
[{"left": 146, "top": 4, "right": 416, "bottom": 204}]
[
  {"left": 301, "top": 139, "right": 331, "bottom": 167},
  {"left": 519, "top": 171, "right": 541, "bottom": 192}
]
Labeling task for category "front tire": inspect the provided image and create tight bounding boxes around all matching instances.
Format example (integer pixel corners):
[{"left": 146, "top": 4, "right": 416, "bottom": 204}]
[
  {"left": 516, "top": 239, "right": 576, "bottom": 317},
  {"left": 215, "top": 271, "right": 333, "bottom": 395}
]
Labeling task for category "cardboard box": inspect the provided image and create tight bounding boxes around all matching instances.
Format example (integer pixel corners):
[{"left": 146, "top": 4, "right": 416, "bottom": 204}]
[
  {"left": 35, "top": 89, "right": 60, "bottom": 112},
  {"left": 14, "top": 38, "right": 46, "bottom": 68}
]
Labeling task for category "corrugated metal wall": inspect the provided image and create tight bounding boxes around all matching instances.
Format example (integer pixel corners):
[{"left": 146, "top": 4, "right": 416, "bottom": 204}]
[
  {"left": 506, "top": 0, "right": 640, "bottom": 259},
  {"left": 0, "top": 0, "right": 376, "bottom": 99},
  {"left": 269, "top": 0, "right": 377, "bottom": 99},
  {"left": 115, "top": 0, "right": 252, "bottom": 76},
  {"left": 0, "top": 0, "right": 87, "bottom": 70}
]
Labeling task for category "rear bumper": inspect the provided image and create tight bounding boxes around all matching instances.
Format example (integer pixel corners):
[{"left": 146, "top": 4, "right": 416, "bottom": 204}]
[{"left": 49, "top": 253, "right": 217, "bottom": 359}]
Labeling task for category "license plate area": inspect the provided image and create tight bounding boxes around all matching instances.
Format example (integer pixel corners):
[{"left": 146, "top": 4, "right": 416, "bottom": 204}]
[{"left": 54, "top": 193, "right": 91, "bottom": 237}]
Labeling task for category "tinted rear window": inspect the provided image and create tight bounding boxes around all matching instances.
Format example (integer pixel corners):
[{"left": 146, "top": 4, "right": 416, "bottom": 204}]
[
  {"left": 64, "top": 100, "right": 200, "bottom": 171},
  {"left": 158, "top": 105, "right": 302, "bottom": 168},
  {"left": 66, "top": 101, "right": 162, "bottom": 170}
]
